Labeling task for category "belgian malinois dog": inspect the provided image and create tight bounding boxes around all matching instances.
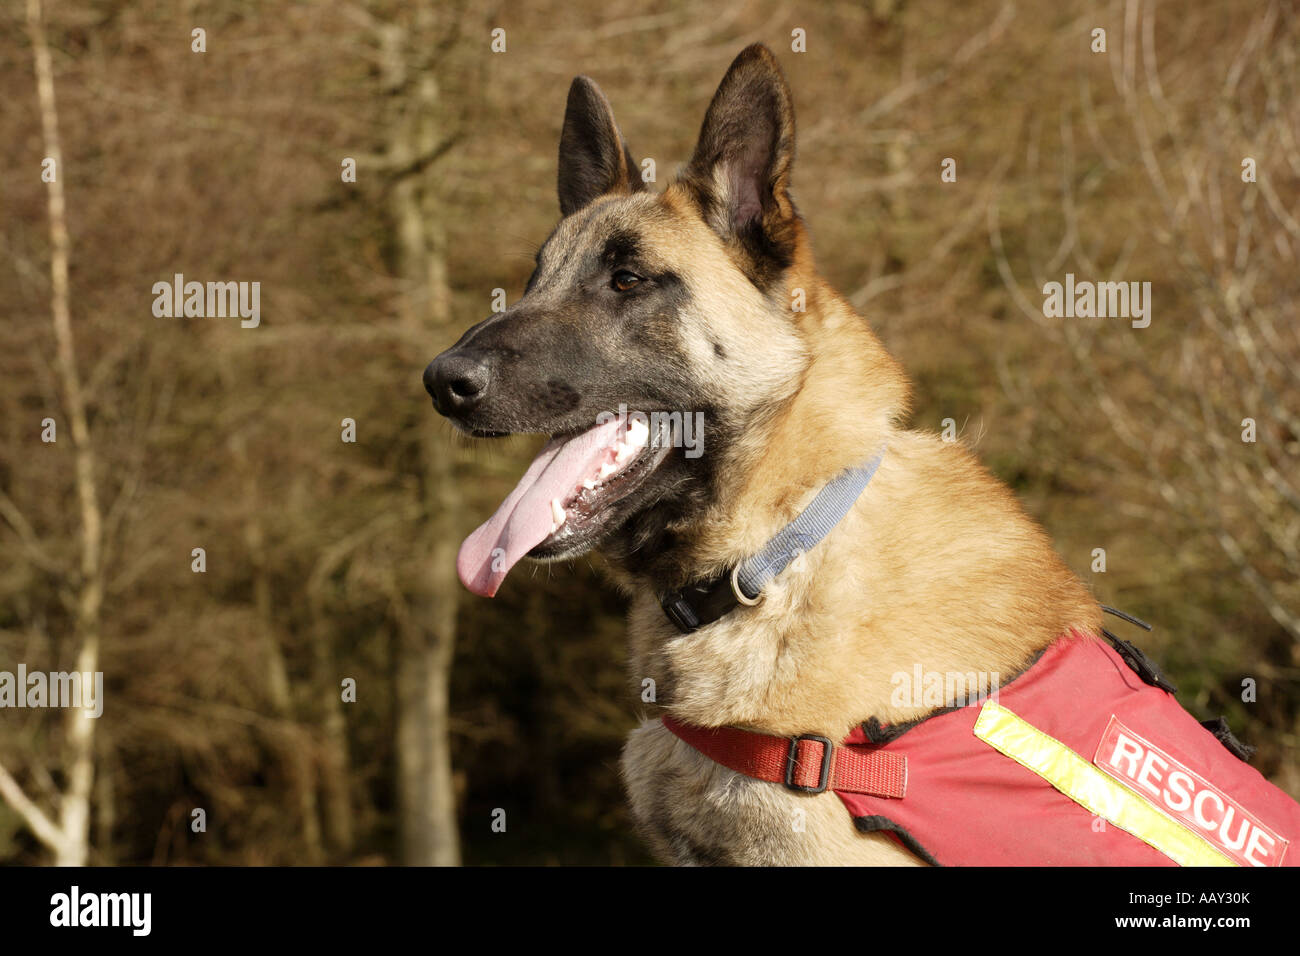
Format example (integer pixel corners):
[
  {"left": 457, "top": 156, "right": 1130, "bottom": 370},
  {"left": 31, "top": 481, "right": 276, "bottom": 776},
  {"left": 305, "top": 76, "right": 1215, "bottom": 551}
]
[{"left": 424, "top": 45, "right": 1297, "bottom": 866}]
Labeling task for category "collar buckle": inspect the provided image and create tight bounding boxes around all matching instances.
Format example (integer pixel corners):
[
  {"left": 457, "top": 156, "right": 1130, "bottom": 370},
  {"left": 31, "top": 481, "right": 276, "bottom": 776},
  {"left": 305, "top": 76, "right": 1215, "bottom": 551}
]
[
  {"left": 784, "top": 734, "right": 834, "bottom": 794},
  {"left": 661, "top": 593, "right": 701, "bottom": 632}
]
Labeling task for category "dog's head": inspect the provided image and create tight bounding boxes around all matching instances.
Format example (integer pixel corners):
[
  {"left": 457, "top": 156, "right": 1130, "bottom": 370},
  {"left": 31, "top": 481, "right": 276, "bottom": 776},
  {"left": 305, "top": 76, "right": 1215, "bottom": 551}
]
[{"left": 426, "top": 44, "right": 813, "bottom": 596}]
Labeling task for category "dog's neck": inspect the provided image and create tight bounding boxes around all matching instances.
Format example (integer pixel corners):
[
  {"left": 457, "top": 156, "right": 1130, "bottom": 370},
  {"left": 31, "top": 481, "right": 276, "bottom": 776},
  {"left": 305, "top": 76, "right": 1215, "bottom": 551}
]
[{"left": 613, "top": 287, "right": 1101, "bottom": 737}]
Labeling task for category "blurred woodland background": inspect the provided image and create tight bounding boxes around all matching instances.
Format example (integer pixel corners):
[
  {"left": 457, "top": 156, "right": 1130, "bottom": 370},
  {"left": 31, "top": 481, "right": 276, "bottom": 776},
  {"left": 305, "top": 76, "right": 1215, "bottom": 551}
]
[{"left": 1, "top": 0, "right": 1297, "bottom": 865}]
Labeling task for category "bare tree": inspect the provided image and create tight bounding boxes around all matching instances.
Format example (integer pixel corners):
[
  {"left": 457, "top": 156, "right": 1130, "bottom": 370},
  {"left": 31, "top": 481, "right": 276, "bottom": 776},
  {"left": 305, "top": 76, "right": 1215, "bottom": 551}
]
[
  {"left": 0, "top": 0, "right": 105, "bottom": 867},
  {"left": 347, "top": 0, "right": 482, "bottom": 865}
]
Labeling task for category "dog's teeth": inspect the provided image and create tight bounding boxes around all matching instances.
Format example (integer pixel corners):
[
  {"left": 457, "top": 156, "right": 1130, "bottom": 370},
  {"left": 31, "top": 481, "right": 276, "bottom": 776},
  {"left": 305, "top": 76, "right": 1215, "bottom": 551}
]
[
  {"left": 626, "top": 417, "right": 649, "bottom": 448},
  {"left": 550, "top": 498, "right": 566, "bottom": 529},
  {"left": 581, "top": 478, "right": 598, "bottom": 490},
  {"left": 599, "top": 462, "right": 618, "bottom": 479}
]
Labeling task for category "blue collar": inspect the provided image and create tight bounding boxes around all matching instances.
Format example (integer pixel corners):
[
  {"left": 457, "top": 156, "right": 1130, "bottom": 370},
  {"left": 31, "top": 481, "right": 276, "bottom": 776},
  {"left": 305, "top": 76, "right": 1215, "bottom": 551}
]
[{"left": 660, "top": 447, "right": 886, "bottom": 633}]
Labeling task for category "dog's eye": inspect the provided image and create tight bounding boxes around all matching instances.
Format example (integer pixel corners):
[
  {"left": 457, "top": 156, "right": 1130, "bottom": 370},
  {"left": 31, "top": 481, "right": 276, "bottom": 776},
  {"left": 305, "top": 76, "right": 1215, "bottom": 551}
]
[{"left": 611, "top": 270, "right": 643, "bottom": 292}]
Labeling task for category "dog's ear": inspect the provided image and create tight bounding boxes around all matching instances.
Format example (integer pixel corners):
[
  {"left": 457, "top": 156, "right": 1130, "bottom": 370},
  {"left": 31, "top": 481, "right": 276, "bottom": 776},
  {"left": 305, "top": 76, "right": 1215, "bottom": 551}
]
[
  {"left": 679, "top": 44, "right": 798, "bottom": 285},
  {"left": 557, "top": 76, "right": 644, "bottom": 216}
]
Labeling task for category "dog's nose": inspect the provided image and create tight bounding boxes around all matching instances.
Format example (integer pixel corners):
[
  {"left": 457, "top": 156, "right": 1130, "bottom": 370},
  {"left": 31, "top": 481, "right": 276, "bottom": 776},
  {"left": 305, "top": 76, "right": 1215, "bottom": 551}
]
[{"left": 424, "top": 352, "right": 491, "bottom": 416}]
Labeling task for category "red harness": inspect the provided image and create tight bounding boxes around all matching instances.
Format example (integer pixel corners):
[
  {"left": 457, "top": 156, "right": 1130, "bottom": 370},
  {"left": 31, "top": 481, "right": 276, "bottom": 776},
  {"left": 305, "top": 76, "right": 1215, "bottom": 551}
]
[{"left": 662, "top": 631, "right": 1300, "bottom": 865}]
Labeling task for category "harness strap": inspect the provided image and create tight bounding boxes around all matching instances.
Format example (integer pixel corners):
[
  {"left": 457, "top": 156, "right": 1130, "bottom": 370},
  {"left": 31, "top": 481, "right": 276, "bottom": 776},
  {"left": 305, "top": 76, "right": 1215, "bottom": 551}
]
[{"left": 661, "top": 713, "right": 907, "bottom": 798}]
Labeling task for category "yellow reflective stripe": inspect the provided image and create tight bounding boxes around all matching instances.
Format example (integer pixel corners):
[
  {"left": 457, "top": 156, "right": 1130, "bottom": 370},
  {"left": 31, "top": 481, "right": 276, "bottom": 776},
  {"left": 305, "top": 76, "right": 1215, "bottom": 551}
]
[{"left": 973, "top": 701, "right": 1235, "bottom": 867}]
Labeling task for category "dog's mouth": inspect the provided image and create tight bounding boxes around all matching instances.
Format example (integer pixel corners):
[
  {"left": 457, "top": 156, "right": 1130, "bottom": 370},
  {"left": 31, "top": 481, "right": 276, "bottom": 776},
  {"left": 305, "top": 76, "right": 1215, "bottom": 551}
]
[{"left": 457, "top": 414, "right": 672, "bottom": 596}]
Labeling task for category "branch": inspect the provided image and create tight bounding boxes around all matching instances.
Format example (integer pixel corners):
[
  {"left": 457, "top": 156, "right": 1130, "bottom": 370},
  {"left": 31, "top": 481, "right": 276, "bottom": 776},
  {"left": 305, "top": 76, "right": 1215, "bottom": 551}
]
[
  {"left": 0, "top": 759, "right": 65, "bottom": 854},
  {"left": 855, "top": 2, "right": 1015, "bottom": 126},
  {"left": 0, "top": 490, "right": 64, "bottom": 575}
]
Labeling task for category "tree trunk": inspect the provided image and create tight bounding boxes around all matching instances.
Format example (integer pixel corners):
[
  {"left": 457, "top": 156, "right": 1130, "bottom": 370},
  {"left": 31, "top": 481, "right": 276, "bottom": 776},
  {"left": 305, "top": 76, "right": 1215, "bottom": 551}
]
[
  {"left": 381, "top": 2, "right": 461, "bottom": 866},
  {"left": 29, "top": 0, "right": 103, "bottom": 868},
  {"left": 312, "top": 610, "right": 355, "bottom": 856}
]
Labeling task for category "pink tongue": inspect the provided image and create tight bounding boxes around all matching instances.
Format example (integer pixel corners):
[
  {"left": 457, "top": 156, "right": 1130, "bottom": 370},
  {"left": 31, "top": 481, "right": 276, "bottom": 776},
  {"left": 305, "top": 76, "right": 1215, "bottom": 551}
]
[{"left": 457, "top": 418, "right": 626, "bottom": 597}]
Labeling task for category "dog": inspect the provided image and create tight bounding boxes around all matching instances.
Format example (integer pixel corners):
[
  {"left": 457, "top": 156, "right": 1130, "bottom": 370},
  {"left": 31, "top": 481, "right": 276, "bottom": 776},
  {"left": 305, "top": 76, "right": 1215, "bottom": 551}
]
[{"left": 424, "top": 44, "right": 1300, "bottom": 866}]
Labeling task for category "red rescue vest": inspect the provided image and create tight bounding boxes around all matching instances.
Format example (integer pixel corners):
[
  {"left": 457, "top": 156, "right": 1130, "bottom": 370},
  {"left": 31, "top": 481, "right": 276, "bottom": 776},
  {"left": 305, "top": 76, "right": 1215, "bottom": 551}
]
[{"left": 666, "top": 631, "right": 1300, "bottom": 866}]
